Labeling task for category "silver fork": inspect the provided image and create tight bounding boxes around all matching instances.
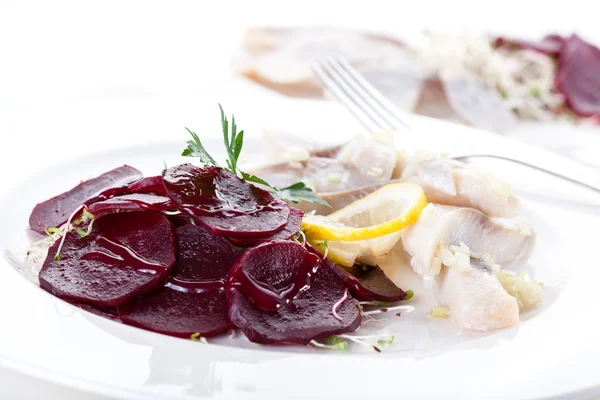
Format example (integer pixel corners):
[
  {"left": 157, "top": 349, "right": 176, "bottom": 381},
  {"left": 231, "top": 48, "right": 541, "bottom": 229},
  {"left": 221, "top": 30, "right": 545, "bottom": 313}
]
[{"left": 311, "top": 57, "right": 600, "bottom": 194}]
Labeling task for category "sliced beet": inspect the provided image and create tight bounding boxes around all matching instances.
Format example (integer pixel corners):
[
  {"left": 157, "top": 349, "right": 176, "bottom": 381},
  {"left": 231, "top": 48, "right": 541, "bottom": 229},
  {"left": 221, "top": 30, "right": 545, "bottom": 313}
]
[
  {"left": 166, "top": 213, "right": 193, "bottom": 227},
  {"left": 227, "top": 240, "right": 361, "bottom": 344},
  {"left": 87, "top": 193, "right": 173, "bottom": 216},
  {"left": 228, "top": 207, "right": 304, "bottom": 247},
  {"left": 39, "top": 212, "right": 176, "bottom": 307},
  {"left": 227, "top": 240, "right": 320, "bottom": 310},
  {"left": 85, "top": 176, "right": 167, "bottom": 205},
  {"left": 174, "top": 223, "right": 240, "bottom": 281},
  {"left": 117, "top": 280, "right": 231, "bottom": 338},
  {"left": 494, "top": 34, "right": 564, "bottom": 56},
  {"left": 163, "top": 164, "right": 290, "bottom": 237},
  {"left": 305, "top": 245, "right": 406, "bottom": 302},
  {"left": 116, "top": 224, "right": 238, "bottom": 338},
  {"left": 29, "top": 165, "right": 142, "bottom": 233},
  {"left": 330, "top": 264, "right": 406, "bottom": 302},
  {"left": 125, "top": 176, "right": 166, "bottom": 196},
  {"left": 555, "top": 34, "right": 600, "bottom": 117}
]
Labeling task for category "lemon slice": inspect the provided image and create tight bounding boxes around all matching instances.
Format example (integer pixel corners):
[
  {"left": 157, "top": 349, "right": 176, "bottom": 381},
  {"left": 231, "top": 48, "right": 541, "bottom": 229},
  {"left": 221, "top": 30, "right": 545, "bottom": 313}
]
[
  {"left": 302, "top": 182, "right": 427, "bottom": 242},
  {"left": 312, "top": 231, "right": 404, "bottom": 267}
]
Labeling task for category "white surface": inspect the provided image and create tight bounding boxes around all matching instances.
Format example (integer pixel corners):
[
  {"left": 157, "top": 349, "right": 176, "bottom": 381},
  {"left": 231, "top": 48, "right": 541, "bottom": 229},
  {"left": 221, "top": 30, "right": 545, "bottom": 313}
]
[{"left": 1, "top": 96, "right": 600, "bottom": 399}]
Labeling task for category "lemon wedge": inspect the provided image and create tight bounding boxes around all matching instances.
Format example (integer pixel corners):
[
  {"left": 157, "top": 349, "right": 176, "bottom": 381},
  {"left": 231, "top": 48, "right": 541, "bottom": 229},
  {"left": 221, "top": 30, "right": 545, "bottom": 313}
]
[
  {"left": 302, "top": 182, "right": 427, "bottom": 242},
  {"left": 311, "top": 232, "right": 404, "bottom": 267}
]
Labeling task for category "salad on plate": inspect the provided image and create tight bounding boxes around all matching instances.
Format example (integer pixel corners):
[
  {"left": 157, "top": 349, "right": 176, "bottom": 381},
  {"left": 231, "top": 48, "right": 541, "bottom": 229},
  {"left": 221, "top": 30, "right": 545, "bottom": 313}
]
[{"left": 8, "top": 105, "right": 544, "bottom": 351}]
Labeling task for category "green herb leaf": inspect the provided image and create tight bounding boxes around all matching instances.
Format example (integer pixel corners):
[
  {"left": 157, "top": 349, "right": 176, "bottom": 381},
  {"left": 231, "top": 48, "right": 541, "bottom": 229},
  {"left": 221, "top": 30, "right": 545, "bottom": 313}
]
[
  {"left": 310, "top": 337, "right": 348, "bottom": 351},
  {"left": 182, "top": 128, "right": 218, "bottom": 166},
  {"left": 44, "top": 227, "right": 63, "bottom": 238},
  {"left": 377, "top": 335, "right": 394, "bottom": 345},
  {"left": 404, "top": 290, "right": 414, "bottom": 301},
  {"left": 181, "top": 104, "right": 330, "bottom": 208},
  {"left": 318, "top": 238, "right": 329, "bottom": 248},
  {"left": 82, "top": 208, "right": 95, "bottom": 220},
  {"left": 76, "top": 227, "right": 90, "bottom": 238},
  {"left": 239, "top": 171, "right": 274, "bottom": 189},
  {"left": 190, "top": 332, "right": 200, "bottom": 341},
  {"left": 220, "top": 104, "right": 242, "bottom": 173},
  {"left": 274, "top": 182, "right": 331, "bottom": 207}
]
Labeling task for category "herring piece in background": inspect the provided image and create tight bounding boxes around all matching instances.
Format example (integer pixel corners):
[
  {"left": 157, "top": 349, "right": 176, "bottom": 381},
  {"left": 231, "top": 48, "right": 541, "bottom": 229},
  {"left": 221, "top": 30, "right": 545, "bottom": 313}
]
[
  {"left": 232, "top": 26, "right": 427, "bottom": 111},
  {"left": 435, "top": 257, "right": 520, "bottom": 331},
  {"left": 401, "top": 204, "right": 534, "bottom": 281},
  {"left": 249, "top": 133, "right": 400, "bottom": 213},
  {"left": 261, "top": 128, "right": 347, "bottom": 164},
  {"left": 402, "top": 158, "right": 520, "bottom": 218},
  {"left": 336, "top": 133, "right": 397, "bottom": 182},
  {"left": 439, "top": 68, "right": 517, "bottom": 134}
]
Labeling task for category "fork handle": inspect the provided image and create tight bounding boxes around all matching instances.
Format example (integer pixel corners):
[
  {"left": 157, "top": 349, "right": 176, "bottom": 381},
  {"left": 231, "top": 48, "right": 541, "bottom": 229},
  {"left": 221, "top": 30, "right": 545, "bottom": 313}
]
[{"left": 452, "top": 152, "right": 600, "bottom": 195}]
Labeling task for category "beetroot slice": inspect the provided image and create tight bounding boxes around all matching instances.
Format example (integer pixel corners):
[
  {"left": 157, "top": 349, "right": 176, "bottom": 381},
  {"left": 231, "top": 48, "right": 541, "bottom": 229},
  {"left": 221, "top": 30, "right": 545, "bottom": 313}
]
[
  {"left": 163, "top": 164, "right": 290, "bottom": 237},
  {"left": 29, "top": 165, "right": 142, "bottom": 233},
  {"left": 125, "top": 176, "right": 166, "bottom": 196},
  {"left": 227, "top": 240, "right": 320, "bottom": 310},
  {"left": 555, "top": 34, "right": 600, "bottom": 117},
  {"left": 87, "top": 194, "right": 173, "bottom": 216},
  {"left": 166, "top": 214, "right": 193, "bottom": 227},
  {"left": 330, "top": 264, "right": 406, "bottom": 302},
  {"left": 227, "top": 240, "right": 361, "bottom": 345},
  {"left": 39, "top": 212, "right": 176, "bottom": 307},
  {"left": 306, "top": 245, "right": 406, "bottom": 302},
  {"left": 174, "top": 224, "right": 239, "bottom": 281},
  {"left": 494, "top": 34, "right": 564, "bottom": 56},
  {"left": 86, "top": 176, "right": 167, "bottom": 205},
  {"left": 116, "top": 224, "right": 238, "bottom": 338},
  {"left": 117, "top": 281, "right": 231, "bottom": 338},
  {"left": 228, "top": 207, "right": 304, "bottom": 246}
]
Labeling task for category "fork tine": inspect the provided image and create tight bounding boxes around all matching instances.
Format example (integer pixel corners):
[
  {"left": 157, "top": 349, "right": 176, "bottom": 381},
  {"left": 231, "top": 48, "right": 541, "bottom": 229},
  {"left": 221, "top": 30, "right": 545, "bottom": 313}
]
[
  {"left": 335, "top": 57, "right": 410, "bottom": 131},
  {"left": 325, "top": 58, "right": 406, "bottom": 133},
  {"left": 311, "top": 62, "right": 382, "bottom": 133},
  {"left": 319, "top": 59, "right": 391, "bottom": 132}
]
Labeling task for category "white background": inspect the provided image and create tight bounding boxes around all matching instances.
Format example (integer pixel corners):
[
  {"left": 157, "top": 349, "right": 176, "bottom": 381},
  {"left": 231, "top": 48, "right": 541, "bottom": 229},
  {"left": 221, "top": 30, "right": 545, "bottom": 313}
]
[{"left": 0, "top": 1, "right": 599, "bottom": 398}]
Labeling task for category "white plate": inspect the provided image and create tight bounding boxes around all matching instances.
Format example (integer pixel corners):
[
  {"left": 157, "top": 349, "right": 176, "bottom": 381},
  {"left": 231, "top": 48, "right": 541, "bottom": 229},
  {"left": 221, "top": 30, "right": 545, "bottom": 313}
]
[{"left": 1, "top": 94, "right": 600, "bottom": 400}]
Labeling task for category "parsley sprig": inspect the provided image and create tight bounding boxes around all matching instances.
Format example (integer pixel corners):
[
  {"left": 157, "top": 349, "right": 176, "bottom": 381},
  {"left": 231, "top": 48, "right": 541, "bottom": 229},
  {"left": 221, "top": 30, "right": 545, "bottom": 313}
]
[{"left": 182, "top": 104, "right": 330, "bottom": 208}]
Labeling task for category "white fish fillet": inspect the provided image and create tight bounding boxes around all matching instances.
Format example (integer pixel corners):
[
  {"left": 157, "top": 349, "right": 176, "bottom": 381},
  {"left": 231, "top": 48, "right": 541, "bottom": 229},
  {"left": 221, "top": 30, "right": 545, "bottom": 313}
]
[
  {"left": 436, "top": 259, "right": 520, "bottom": 331},
  {"left": 439, "top": 68, "right": 517, "bottom": 134},
  {"left": 232, "top": 26, "right": 428, "bottom": 108},
  {"left": 401, "top": 204, "right": 534, "bottom": 280},
  {"left": 336, "top": 135, "right": 397, "bottom": 182},
  {"left": 404, "top": 159, "right": 520, "bottom": 218}
]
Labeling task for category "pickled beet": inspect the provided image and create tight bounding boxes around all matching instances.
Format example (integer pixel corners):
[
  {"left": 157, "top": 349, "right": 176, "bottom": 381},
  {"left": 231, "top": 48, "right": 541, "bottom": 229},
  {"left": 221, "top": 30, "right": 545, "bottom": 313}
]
[
  {"left": 39, "top": 212, "right": 176, "bottom": 307},
  {"left": 227, "top": 241, "right": 361, "bottom": 344},
  {"left": 87, "top": 193, "right": 173, "bottom": 216},
  {"left": 29, "top": 165, "right": 142, "bottom": 233},
  {"left": 330, "top": 264, "right": 406, "bottom": 302},
  {"left": 173, "top": 224, "right": 239, "bottom": 282},
  {"left": 117, "top": 224, "right": 238, "bottom": 338},
  {"left": 306, "top": 245, "right": 406, "bottom": 302},
  {"left": 227, "top": 207, "right": 303, "bottom": 247},
  {"left": 118, "top": 280, "right": 231, "bottom": 338},
  {"left": 163, "top": 164, "right": 290, "bottom": 237},
  {"left": 556, "top": 35, "right": 600, "bottom": 117}
]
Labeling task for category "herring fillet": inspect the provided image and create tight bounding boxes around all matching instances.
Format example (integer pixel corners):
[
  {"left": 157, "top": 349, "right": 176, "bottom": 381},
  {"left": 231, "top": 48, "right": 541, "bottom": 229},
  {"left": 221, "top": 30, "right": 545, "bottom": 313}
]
[
  {"left": 436, "top": 259, "right": 520, "bottom": 331},
  {"left": 404, "top": 159, "right": 520, "bottom": 218},
  {"left": 401, "top": 204, "right": 534, "bottom": 280}
]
